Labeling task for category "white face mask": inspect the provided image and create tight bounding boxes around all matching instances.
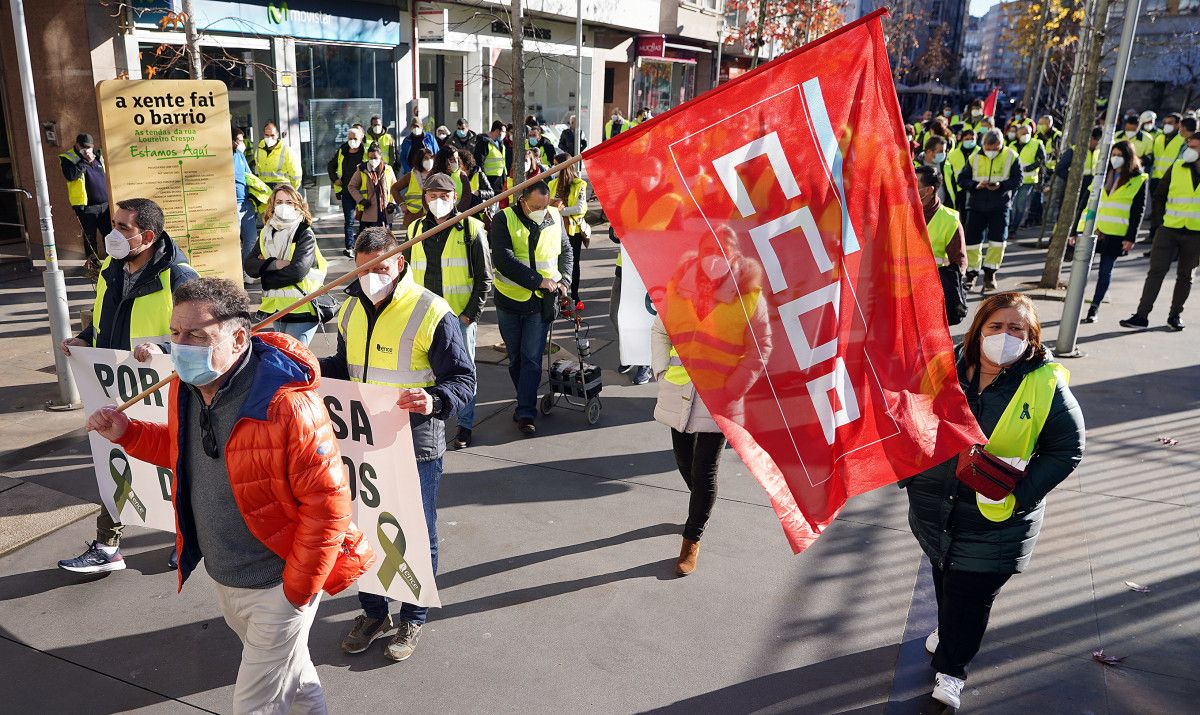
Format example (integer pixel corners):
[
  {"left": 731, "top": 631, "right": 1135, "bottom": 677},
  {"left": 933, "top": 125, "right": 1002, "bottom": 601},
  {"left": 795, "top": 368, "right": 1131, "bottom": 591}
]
[
  {"left": 347, "top": 138, "right": 362, "bottom": 149},
  {"left": 525, "top": 207, "right": 547, "bottom": 224},
  {"left": 971, "top": 109, "right": 982, "bottom": 118},
  {"left": 369, "top": 158, "right": 382, "bottom": 170},
  {"left": 264, "top": 136, "right": 278, "bottom": 148},
  {"left": 272, "top": 203, "right": 300, "bottom": 223},
  {"left": 437, "top": 132, "right": 449, "bottom": 141},
  {"left": 1018, "top": 134, "right": 1030, "bottom": 144},
  {"left": 984, "top": 149, "right": 1000, "bottom": 159},
  {"left": 421, "top": 159, "right": 434, "bottom": 172},
  {"left": 1182, "top": 147, "right": 1200, "bottom": 164},
  {"left": 1163, "top": 123, "right": 1177, "bottom": 135},
  {"left": 1007, "top": 131, "right": 1017, "bottom": 141},
  {"left": 981, "top": 332, "right": 1028, "bottom": 367},
  {"left": 234, "top": 141, "right": 246, "bottom": 154},
  {"left": 448, "top": 160, "right": 460, "bottom": 173},
  {"left": 371, "top": 124, "right": 383, "bottom": 133},
  {"left": 359, "top": 271, "right": 395, "bottom": 303},
  {"left": 104, "top": 228, "right": 133, "bottom": 260},
  {"left": 701, "top": 254, "right": 727, "bottom": 280},
  {"left": 428, "top": 197, "right": 455, "bottom": 219},
  {"left": 411, "top": 126, "right": 423, "bottom": 136},
  {"left": 1109, "top": 155, "right": 1125, "bottom": 169}
]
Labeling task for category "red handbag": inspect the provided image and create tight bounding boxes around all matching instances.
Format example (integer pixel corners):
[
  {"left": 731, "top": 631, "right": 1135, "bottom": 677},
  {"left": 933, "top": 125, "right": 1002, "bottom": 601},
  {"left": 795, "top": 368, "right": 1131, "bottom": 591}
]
[{"left": 954, "top": 444, "right": 1027, "bottom": 501}]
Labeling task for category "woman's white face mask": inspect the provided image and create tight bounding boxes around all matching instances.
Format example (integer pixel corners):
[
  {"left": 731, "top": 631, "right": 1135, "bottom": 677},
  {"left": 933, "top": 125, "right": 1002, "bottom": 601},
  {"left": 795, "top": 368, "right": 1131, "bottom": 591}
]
[{"left": 981, "top": 332, "right": 1028, "bottom": 366}]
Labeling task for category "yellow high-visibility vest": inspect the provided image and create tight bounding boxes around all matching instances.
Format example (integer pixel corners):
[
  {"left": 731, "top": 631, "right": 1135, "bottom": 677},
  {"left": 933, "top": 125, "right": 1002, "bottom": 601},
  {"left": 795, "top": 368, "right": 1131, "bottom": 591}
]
[
  {"left": 1016, "top": 138, "right": 1044, "bottom": 184},
  {"left": 255, "top": 141, "right": 301, "bottom": 187},
  {"left": 482, "top": 140, "right": 506, "bottom": 176},
  {"left": 1151, "top": 134, "right": 1184, "bottom": 180},
  {"left": 256, "top": 228, "right": 328, "bottom": 317},
  {"left": 407, "top": 216, "right": 484, "bottom": 315},
  {"left": 493, "top": 206, "right": 562, "bottom": 303},
  {"left": 970, "top": 147, "right": 1018, "bottom": 184},
  {"left": 1077, "top": 173, "right": 1147, "bottom": 237},
  {"left": 1163, "top": 160, "right": 1200, "bottom": 231},
  {"left": 926, "top": 205, "right": 960, "bottom": 266},
  {"left": 91, "top": 259, "right": 178, "bottom": 348},
  {"left": 59, "top": 149, "right": 100, "bottom": 206},
  {"left": 336, "top": 272, "right": 451, "bottom": 388},
  {"left": 547, "top": 177, "right": 589, "bottom": 234},
  {"left": 364, "top": 132, "right": 394, "bottom": 166}
]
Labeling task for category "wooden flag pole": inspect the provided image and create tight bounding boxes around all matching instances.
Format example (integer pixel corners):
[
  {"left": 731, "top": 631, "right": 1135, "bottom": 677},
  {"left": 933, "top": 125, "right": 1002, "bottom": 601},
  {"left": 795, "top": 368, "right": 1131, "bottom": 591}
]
[{"left": 110, "top": 152, "right": 587, "bottom": 413}]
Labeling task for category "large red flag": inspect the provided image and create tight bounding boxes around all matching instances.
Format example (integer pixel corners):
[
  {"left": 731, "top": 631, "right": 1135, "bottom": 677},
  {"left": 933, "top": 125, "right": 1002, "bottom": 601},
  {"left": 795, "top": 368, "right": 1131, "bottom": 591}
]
[
  {"left": 583, "top": 10, "right": 985, "bottom": 553},
  {"left": 983, "top": 88, "right": 999, "bottom": 118}
]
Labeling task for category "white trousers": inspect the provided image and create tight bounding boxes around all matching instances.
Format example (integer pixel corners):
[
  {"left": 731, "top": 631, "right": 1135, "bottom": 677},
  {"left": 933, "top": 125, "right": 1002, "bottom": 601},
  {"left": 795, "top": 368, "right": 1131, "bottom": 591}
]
[{"left": 214, "top": 582, "right": 328, "bottom": 715}]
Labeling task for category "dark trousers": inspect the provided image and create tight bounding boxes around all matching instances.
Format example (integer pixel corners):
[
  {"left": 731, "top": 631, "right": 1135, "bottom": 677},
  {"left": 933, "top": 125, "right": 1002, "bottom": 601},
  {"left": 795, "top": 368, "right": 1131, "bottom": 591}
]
[
  {"left": 964, "top": 206, "right": 1010, "bottom": 271},
  {"left": 96, "top": 509, "right": 122, "bottom": 547},
  {"left": 1091, "top": 253, "right": 1119, "bottom": 306},
  {"left": 930, "top": 564, "right": 1012, "bottom": 679},
  {"left": 496, "top": 307, "right": 550, "bottom": 421},
  {"left": 340, "top": 192, "right": 359, "bottom": 250},
  {"left": 74, "top": 204, "right": 111, "bottom": 261},
  {"left": 360, "top": 457, "right": 442, "bottom": 626},
  {"left": 1135, "top": 227, "right": 1200, "bottom": 319},
  {"left": 568, "top": 231, "right": 585, "bottom": 302},
  {"left": 670, "top": 429, "right": 726, "bottom": 542}
]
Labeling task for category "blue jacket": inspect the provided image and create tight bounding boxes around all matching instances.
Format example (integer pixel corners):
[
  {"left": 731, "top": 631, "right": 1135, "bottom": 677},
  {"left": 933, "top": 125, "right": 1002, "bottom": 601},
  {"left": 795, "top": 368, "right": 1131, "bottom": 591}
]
[
  {"left": 398, "top": 132, "right": 440, "bottom": 174},
  {"left": 233, "top": 150, "right": 250, "bottom": 204}
]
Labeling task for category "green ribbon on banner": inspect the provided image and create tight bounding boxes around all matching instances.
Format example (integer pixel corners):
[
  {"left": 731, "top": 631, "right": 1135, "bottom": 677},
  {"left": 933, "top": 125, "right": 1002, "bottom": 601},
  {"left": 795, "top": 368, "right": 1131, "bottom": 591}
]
[
  {"left": 375, "top": 512, "right": 422, "bottom": 598},
  {"left": 109, "top": 448, "right": 147, "bottom": 521}
]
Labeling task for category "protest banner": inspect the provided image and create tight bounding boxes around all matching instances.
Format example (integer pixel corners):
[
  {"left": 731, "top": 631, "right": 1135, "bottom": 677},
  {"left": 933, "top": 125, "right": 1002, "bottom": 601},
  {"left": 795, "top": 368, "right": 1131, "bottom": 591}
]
[
  {"left": 584, "top": 10, "right": 986, "bottom": 552},
  {"left": 69, "top": 347, "right": 438, "bottom": 606},
  {"left": 95, "top": 79, "right": 241, "bottom": 282},
  {"left": 617, "top": 244, "right": 655, "bottom": 367}
]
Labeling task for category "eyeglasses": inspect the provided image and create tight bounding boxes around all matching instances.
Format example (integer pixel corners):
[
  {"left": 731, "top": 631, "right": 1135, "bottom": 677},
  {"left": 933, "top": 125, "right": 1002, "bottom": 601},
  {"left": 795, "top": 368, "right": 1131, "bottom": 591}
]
[{"left": 199, "top": 407, "right": 219, "bottom": 459}]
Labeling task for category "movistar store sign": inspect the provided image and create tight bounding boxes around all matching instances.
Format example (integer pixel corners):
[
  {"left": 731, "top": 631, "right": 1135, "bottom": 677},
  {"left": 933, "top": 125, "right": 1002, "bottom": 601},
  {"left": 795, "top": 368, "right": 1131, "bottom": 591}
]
[{"left": 134, "top": 0, "right": 403, "bottom": 45}]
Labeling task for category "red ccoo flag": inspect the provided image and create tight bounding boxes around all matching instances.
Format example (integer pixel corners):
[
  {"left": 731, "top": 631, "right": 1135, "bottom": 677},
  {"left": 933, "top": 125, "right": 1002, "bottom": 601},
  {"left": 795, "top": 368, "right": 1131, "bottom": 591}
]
[
  {"left": 583, "top": 10, "right": 986, "bottom": 553},
  {"left": 983, "top": 87, "right": 999, "bottom": 118}
]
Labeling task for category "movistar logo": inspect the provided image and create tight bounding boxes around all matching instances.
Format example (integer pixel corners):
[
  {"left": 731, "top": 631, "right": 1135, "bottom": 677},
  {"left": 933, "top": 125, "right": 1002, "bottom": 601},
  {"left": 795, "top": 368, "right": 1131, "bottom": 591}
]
[
  {"left": 1020, "top": 402, "right": 1031, "bottom": 420},
  {"left": 268, "top": 1, "right": 287, "bottom": 24}
]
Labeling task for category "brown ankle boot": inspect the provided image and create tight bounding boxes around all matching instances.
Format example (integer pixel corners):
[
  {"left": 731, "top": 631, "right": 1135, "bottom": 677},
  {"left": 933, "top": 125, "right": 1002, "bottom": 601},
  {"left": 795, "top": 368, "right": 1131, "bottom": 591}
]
[{"left": 676, "top": 538, "right": 700, "bottom": 576}]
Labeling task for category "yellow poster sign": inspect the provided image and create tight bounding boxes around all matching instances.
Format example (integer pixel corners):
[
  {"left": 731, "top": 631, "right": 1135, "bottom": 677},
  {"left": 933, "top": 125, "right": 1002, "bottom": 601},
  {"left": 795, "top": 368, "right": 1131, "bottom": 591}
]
[{"left": 95, "top": 79, "right": 240, "bottom": 282}]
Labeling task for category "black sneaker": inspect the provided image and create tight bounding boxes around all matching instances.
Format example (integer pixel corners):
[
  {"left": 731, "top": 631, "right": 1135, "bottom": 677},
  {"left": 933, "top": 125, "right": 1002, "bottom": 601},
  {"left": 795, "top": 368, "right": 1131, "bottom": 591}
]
[
  {"left": 618, "top": 365, "right": 632, "bottom": 374},
  {"left": 453, "top": 427, "right": 472, "bottom": 449},
  {"left": 385, "top": 620, "right": 423, "bottom": 662},
  {"left": 517, "top": 417, "right": 536, "bottom": 436},
  {"left": 632, "top": 366, "right": 652, "bottom": 385},
  {"left": 58, "top": 541, "right": 126, "bottom": 574},
  {"left": 1119, "top": 315, "right": 1150, "bottom": 329},
  {"left": 168, "top": 547, "right": 179, "bottom": 570},
  {"left": 964, "top": 270, "right": 978, "bottom": 291},
  {"left": 343, "top": 248, "right": 354, "bottom": 259},
  {"left": 341, "top": 614, "right": 394, "bottom": 654},
  {"left": 1167, "top": 315, "right": 1185, "bottom": 331}
]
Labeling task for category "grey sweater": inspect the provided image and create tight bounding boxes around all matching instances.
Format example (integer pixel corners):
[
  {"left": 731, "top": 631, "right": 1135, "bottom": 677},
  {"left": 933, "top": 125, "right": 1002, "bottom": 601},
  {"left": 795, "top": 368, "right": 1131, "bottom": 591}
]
[{"left": 184, "top": 351, "right": 285, "bottom": 589}]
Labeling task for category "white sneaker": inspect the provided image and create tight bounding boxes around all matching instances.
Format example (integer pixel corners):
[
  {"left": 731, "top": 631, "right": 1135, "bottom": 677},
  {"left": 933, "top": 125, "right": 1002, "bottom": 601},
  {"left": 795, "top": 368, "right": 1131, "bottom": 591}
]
[
  {"left": 925, "top": 627, "right": 939, "bottom": 654},
  {"left": 242, "top": 271, "right": 259, "bottom": 284},
  {"left": 932, "top": 672, "right": 964, "bottom": 709}
]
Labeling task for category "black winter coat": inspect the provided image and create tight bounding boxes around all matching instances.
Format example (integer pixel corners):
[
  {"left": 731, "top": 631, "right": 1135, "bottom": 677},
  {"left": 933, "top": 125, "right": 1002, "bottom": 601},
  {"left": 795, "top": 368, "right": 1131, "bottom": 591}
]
[
  {"left": 903, "top": 347, "right": 1085, "bottom": 574},
  {"left": 244, "top": 220, "right": 320, "bottom": 323}
]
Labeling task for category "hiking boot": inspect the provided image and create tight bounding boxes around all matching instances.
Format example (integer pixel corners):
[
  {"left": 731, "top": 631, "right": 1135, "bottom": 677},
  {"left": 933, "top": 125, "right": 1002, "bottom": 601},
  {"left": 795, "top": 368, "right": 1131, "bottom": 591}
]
[
  {"left": 517, "top": 417, "right": 536, "bottom": 436},
  {"left": 340, "top": 614, "right": 394, "bottom": 654},
  {"left": 1119, "top": 314, "right": 1149, "bottom": 329},
  {"left": 453, "top": 427, "right": 472, "bottom": 449},
  {"left": 963, "top": 270, "right": 978, "bottom": 291},
  {"left": 932, "top": 672, "right": 964, "bottom": 709},
  {"left": 58, "top": 541, "right": 126, "bottom": 574},
  {"left": 632, "top": 366, "right": 652, "bottom": 385},
  {"left": 385, "top": 620, "right": 422, "bottom": 662},
  {"left": 982, "top": 267, "right": 997, "bottom": 291},
  {"left": 925, "top": 628, "right": 939, "bottom": 654},
  {"left": 1167, "top": 314, "right": 1185, "bottom": 331},
  {"left": 676, "top": 538, "right": 700, "bottom": 576}
]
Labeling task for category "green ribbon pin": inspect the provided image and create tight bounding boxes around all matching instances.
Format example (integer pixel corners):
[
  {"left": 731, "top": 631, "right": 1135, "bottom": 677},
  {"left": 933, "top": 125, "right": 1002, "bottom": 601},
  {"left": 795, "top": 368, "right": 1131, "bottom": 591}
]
[
  {"left": 376, "top": 512, "right": 422, "bottom": 598},
  {"left": 109, "top": 448, "right": 147, "bottom": 521}
]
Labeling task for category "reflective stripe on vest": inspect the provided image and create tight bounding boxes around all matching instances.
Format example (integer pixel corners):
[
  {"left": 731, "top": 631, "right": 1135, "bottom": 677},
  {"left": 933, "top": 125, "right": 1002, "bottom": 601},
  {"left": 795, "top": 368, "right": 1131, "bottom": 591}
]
[
  {"left": 1164, "top": 161, "right": 1200, "bottom": 231},
  {"left": 975, "top": 362, "right": 1069, "bottom": 522},
  {"left": 1077, "top": 173, "right": 1147, "bottom": 236},
  {"left": 664, "top": 346, "right": 690, "bottom": 385},
  {"left": 359, "top": 167, "right": 398, "bottom": 212},
  {"left": 91, "top": 259, "right": 177, "bottom": 349},
  {"left": 927, "top": 205, "right": 960, "bottom": 265},
  {"left": 59, "top": 149, "right": 97, "bottom": 206},
  {"left": 548, "top": 177, "right": 588, "bottom": 233},
  {"left": 483, "top": 140, "right": 505, "bottom": 176},
  {"left": 337, "top": 276, "right": 451, "bottom": 388},
  {"left": 1084, "top": 148, "right": 1097, "bottom": 174},
  {"left": 257, "top": 229, "right": 328, "bottom": 316},
  {"left": 1151, "top": 134, "right": 1184, "bottom": 180},
  {"left": 1017, "top": 139, "right": 1043, "bottom": 184},
  {"left": 493, "top": 207, "right": 563, "bottom": 303},
  {"left": 407, "top": 217, "right": 481, "bottom": 315},
  {"left": 970, "top": 148, "right": 1017, "bottom": 184}
]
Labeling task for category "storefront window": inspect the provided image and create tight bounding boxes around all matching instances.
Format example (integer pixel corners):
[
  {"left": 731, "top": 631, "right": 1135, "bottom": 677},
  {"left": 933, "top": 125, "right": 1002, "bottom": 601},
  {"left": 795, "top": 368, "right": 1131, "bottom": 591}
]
[
  {"left": 296, "top": 43, "right": 397, "bottom": 182},
  {"left": 489, "top": 51, "right": 591, "bottom": 139},
  {"left": 635, "top": 59, "right": 696, "bottom": 115}
]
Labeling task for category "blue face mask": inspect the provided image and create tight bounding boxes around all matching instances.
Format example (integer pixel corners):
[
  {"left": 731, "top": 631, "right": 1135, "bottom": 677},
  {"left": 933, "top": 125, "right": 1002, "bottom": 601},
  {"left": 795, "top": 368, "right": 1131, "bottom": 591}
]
[
  {"left": 963, "top": 140, "right": 976, "bottom": 150},
  {"left": 934, "top": 152, "right": 947, "bottom": 163},
  {"left": 171, "top": 339, "right": 228, "bottom": 386}
]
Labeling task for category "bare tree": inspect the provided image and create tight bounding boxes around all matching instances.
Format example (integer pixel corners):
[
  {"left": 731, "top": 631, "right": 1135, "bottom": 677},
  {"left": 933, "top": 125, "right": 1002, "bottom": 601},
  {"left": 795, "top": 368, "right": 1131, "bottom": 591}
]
[{"left": 510, "top": 0, "right": 527, "bottom": 180}]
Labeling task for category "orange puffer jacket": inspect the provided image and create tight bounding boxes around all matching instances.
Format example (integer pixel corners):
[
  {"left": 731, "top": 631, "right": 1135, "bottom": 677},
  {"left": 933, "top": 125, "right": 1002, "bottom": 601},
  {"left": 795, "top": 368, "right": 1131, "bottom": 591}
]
[{"left": 117, "top": 331, "right": 375, "bottom": 606}]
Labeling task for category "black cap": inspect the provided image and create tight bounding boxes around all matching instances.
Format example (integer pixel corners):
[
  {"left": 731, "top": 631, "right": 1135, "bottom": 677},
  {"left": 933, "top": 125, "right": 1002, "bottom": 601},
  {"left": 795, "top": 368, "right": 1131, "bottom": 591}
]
[{"left": 76, "top": 133, "right": 94, "bottom": 147}]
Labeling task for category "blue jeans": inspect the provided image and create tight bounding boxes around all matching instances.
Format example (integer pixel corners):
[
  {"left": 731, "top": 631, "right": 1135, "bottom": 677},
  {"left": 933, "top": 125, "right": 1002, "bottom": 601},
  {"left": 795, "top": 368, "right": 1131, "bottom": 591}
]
[
  {"left": 496, "top": 307, "right": 549, "bottom": 421},
  {"left": 1091, "top": 253, "right": 1119, "bottom": 305},
  {"left": 238, "top": 198, "right": 258, "bottom": 260},
  {"left": 1009, "top": 184, "right": 1034, "bottom": 228},
  {"left": 266, "top": 321, "right": 319, "bottom": 346},
  {"left": 341, "top": 191, "right": 358, "bottom": 250},
  {"left": 456, "top": 319, "right": 478, "bottom": 429},
  {"left": 360, "top": 457, "right": 442, "bottom": 626}
]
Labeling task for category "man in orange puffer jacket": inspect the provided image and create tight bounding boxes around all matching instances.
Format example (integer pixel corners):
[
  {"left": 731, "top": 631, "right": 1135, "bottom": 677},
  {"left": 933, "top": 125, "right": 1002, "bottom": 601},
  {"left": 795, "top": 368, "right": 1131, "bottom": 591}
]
[{"left": 87, "top": 278, "right": 374, "bottom": 715}]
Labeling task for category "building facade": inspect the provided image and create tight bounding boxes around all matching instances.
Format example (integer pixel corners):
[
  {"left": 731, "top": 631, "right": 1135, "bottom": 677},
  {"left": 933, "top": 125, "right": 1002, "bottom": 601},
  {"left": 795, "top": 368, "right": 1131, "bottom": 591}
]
[{"left": 1102, "top": 1, "right": 1200, "bottom": 115}]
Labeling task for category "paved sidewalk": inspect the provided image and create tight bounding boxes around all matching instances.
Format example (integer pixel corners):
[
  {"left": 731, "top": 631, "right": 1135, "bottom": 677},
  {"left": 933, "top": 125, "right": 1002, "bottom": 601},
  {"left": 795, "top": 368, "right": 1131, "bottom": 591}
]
[{"left": 0, "top": 220, "right": 1197, "bottom": 713}]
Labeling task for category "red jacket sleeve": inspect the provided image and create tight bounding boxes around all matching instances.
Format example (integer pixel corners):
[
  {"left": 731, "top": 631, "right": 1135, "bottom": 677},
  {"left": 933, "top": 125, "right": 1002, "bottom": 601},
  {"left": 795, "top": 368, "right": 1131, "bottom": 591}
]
[
  {"left": 116, "top": 419, "right": 173, "bottom": 469},
  {"left": 278, "top": 390, "right": 354, "bottom": 606}
]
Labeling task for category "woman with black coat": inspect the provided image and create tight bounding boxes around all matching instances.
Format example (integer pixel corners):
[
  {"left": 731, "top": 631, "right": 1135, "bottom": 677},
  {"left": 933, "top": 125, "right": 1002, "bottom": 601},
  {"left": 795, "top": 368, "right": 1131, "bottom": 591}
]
[
  {"left": 1081, "top": 140, "right": 1147, "bottom": 323},
  {"left": 902, "top": 292, "right": 1085, "bottom": 710}
]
